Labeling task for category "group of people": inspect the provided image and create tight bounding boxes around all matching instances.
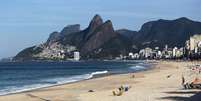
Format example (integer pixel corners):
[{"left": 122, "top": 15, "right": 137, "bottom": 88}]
[
  {"left": 182, "top": 64, "right": 201, "bottom": 89},
  {"left": 182, "top": 76, "right": 201, "bottom": 89}
]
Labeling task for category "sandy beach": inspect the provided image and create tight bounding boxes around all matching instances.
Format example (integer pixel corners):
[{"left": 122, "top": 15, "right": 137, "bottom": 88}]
[{"left": 0, "top": 61, "right": 201, "bottom": 101}]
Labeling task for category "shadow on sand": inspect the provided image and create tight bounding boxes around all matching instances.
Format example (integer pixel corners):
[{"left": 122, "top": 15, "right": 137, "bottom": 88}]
[{"left": 159, "top": 90, "right": 201, "bottom": 101}]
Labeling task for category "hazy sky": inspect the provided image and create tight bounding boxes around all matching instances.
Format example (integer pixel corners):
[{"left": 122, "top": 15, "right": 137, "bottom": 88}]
[{"left": 0, "top": 0, "right": 201, "bottom": 58}]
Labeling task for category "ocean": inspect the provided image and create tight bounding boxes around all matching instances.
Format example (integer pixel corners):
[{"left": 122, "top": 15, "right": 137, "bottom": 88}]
[{"left": 0, "top": 60, "right": 150, "bottom": 95}]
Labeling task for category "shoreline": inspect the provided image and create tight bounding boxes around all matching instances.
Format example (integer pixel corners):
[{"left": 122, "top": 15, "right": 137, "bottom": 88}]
[
  {"left": 0, "top": 60, "right": 155, "bottom": 97},
  {"left": 0, "top": 61, "right": 200, "bottom": 101}
]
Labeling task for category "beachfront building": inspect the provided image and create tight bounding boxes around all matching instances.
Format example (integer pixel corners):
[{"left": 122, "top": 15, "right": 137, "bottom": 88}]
[
  {"left": 185, "top": 34, "right": 201, "bottom": 59},
  {"left": 178, "top": 48, "right": 184, "bottom": 58},
  {"left": 128, "top": 52, "right": 134, "bottom": 59},
  {"left": 165, "top": 45, "right": 168, "bottom": 51},
  {"left": 74, "top": 51, "right": 80, "bottom": 61},
  {"left": 190, "top": 35, "right": 201, "bottom": 51},
  {"left": 162, "top": 47, "right": 173, "bottom": 59},
  {"left": 187, "top": 34, "right": 201, "bottom": 53},
  {"left": 134, "top": 45, "right": 185, "bottom": 60},
  {"left": 161, "top": 44, "right": 173, "bottom": 59},
  {"left": 154, "top": 50, "right": 162, "bottom": 59},
  {"left": 151, "top": 47, "right": 162, "bottom": 59},
  {"left": 173, "top": 47, "right": 178, "bottom": 57},
  {"left": 133, "top": 53, "right": 140, "bottom": 59},
  {"left": 139, "top": 47, "right": 153, "bottom": 59},
  {"left": 172, "top": 47, "right": 184, "bottom": 58},
  {"left": 144, "top": 48, "right": 152, "bottom": 58},
  {"left": 120, "top": 54, "right": 123, "bottom": 60}
]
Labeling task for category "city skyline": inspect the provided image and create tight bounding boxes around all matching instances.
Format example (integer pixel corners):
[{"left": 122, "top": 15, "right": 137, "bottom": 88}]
[{"left": 0, "top": 0, "right": 201, "bottom": 58}]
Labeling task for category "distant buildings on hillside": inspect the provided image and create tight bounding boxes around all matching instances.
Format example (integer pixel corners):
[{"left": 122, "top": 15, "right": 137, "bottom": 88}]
[{"left": 32, "top": 43, "right": 81, "bottom": 61}]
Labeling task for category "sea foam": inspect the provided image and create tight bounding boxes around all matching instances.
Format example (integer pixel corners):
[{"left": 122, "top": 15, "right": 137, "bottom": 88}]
[{"left": 129, "top": 65, "right": 146, "bottom": 70}]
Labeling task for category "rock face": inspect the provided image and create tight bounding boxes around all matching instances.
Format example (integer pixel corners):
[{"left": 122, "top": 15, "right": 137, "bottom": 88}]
[
  {"left": 87, "top": 14, "right": 103, "bottom": 34},
  {"left": 46, "top": 24, "right": 80, "bottom": 46},
  {"left": 60, "top": 15, "right": 127, "bottom": 58},
  {"left": 13, "top": 15, "right": 201, "bottom": 61},
  {"left": 81, "top": 20, "right": 117, "bottom": 54},
  {"left": 46, "top": 31, "right": 61, "bottom": 46}
]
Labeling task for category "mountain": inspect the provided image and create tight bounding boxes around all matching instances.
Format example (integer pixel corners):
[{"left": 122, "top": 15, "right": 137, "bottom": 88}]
[
  {"left": 14, "top": 15, "right": 130, "bottom": 61},
  {"left": 60, "top": 15, "right": 131, "bottom": 59},
  {"left": 134, "top": 17, "right": 201, "bottom": 49},
  {"left": 81, "top": 20, "right": 116, "bottom": 54},
  {"left": 13, "top": 15, "right": 201, "bottom": 61},
  {"left": 116, "top": 17, "right": 201, "bottom": 50}
]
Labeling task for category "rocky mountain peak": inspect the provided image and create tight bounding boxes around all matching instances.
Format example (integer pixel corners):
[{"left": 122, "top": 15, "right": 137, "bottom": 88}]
[
  {"left": 104, "top": 20, "right": 113, "bottom": 26},
  {"left": 81, "top": 19, "right": 117, "bottom": 54},
  {"left": 99, "top": 20, "right": 115, "bottom": 33},
  {"left": 88, "top": 14, "right": 103, "bottom": 31}
]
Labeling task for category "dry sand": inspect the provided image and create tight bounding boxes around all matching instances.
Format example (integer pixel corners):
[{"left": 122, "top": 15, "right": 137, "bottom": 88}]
[{"left": 0, "top": 61, "right": 201, "bottom": 101}]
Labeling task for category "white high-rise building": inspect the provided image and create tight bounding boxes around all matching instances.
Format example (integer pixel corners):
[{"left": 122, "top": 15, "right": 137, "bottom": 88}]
[
  {"left": 74, "top": 52, "right": 80, "bottom": 61},
  {"left": 173, "top": 47, "right": 178, "bottom": 57},
  {"left": 144, "top": 48, "right": 152, "bottom": 58}
]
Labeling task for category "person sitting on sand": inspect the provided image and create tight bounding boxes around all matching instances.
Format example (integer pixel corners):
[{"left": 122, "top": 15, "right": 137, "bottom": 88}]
[
  {"left": 131, "top": 74, "right": 135, "bottom": 78},
  {"left": 189, "top": 77, "right": 201, "bottom": 89},
  {"left": 182, "top": 75, "right": 185, "bottom": 85},
  {"left": 113, "top": 85, "right": 132, "bottom": 96},
  {"left": 119, "top": 85, "right": 132, "bottom": 92},
  {"left": 112, "top": 90, "right": 123, "bottom": 96},
  {"left": 182, "top": 76, "right": 201, "bottom": 89}
]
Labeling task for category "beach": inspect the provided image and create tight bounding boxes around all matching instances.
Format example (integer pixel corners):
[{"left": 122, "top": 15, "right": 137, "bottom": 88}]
[{"left": 0, "top": 61, "right": 201, "bottom": 101}]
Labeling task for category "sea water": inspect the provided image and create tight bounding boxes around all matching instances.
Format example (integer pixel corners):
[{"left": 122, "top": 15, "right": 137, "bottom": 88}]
[{"left": 0, "top": 60, "right": 150, "bottom": 95}]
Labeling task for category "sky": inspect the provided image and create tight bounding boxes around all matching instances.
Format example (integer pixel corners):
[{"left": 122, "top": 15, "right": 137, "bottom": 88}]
[{"left": 0, "top": 0, "right": 201, "bottom": 59}]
